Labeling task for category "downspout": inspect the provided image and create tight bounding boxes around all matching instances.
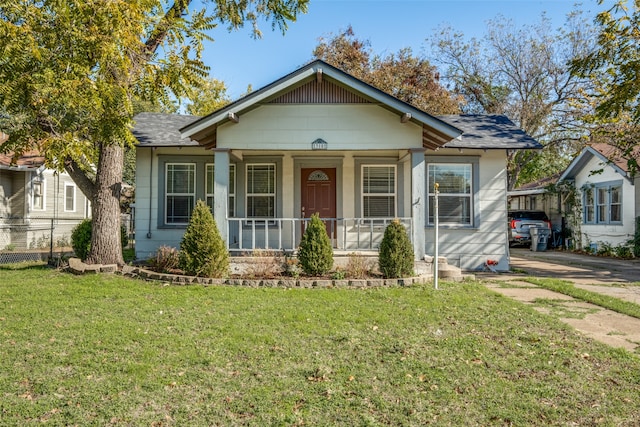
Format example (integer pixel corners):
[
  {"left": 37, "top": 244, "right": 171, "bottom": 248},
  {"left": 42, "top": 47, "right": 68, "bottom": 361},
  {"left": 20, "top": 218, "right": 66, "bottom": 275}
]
[{"left": 147, "top": 147, "right": 153, "bottom": 239}]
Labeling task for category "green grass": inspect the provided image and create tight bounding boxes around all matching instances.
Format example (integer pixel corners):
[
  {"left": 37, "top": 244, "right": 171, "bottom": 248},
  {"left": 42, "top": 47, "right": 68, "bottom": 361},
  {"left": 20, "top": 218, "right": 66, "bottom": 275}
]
[
  {"left": 1, "top": 266, "right": 640, "bottom": 425},
  {"left": 525, "top": 277, "right": 640, "bottom": 320}
]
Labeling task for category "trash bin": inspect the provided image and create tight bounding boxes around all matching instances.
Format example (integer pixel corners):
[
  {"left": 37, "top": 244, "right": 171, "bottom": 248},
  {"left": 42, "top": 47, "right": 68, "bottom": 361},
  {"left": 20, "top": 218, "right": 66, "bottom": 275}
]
[{"left": 530, "top": 226, "right": 550, "bottom": 252}]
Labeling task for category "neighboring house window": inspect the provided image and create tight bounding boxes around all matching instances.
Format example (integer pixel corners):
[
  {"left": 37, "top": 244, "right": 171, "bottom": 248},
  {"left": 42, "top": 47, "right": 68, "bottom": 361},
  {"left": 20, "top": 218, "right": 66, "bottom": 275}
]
[
  {"left": 583, "top": 187, "right": 595, "bottom": 223},
  {"left": 32, "top": 180, "right": 45, "bottom": 210},
  {"left": 64, "top": 183, "right": 76, "bottom": 212},
  {"left": 427, "top": 163, "right": 472, "bottom": 225},
  {"left": 583, "top": 182, "right": 622, "bottom": 224},
  {"left": 165, "top": 163, "right": 195, "bottom": 224},
  {"left": 206, "top": 163, "right": 236, "bottom": 217},
  {"left": 246, "top": 164, "right": 275, "bottom": 218},
  {"left": 362, "top": 165, "right": 396, "bottom": 218}
]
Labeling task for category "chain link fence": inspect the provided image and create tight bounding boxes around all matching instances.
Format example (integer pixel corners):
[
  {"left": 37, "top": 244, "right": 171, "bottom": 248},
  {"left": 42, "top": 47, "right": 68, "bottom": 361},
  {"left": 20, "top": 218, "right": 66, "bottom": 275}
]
[{"left": 0, "top": 215, "right": 133, "bottom": 264}]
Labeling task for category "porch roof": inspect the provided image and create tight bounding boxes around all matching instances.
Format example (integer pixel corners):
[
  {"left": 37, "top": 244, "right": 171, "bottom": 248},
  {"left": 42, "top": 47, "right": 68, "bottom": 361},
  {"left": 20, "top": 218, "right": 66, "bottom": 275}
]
[
  {"left": 438, "top": 115, "right": 542, "bottom": 150},
  {"left": 179, "top": 60, "right": 463, "bottom": 150}
]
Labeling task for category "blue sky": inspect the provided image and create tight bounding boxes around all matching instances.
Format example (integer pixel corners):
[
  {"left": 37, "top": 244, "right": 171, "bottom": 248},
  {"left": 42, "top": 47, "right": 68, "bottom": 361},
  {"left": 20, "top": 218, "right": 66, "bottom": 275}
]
[{"left": 201, "top": 0, "right": 608, "bottom": 99}]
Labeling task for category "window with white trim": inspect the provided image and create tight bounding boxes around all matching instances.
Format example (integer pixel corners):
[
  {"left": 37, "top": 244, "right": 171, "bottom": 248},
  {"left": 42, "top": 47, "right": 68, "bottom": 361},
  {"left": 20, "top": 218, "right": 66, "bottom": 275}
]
[
  {"left": 64, "top": 183, "right": 76, "bottom": 212},
  {"left": 362, "top": 165, "right": 396, "bottom": 218},
  {"left": 165, "top": 163, "right": 195, "bottom": 224},
  {"left": 246, "top": 164, "right": 275, "bottom": 218},
  {"left": 206, "top": 163, "right": 236, "bottom": 217},
  {"left": 427, "top": 163, "right": 472, "bottom": 225},
  {"left": 32, "top": 179, "right": 45, "bottom": 210}
]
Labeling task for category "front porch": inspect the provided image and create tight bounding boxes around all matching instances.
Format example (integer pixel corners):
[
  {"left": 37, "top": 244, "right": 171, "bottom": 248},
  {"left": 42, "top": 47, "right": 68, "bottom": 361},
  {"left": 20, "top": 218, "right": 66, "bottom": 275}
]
[{"left": 226, "top": 217, "right": 412, "bottom": 253}]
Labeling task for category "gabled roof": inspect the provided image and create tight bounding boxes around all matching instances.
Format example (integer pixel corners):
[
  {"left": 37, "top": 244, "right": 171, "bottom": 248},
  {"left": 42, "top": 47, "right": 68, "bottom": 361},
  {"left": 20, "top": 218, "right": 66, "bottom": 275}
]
[
  {"left": 179, "top": 59, "right": 463, "bottom": 150},
  {"left": 559, "top": 143, "right": 637, "bottom": 183},
  {"left": 132, "top": 112, "right": 200, "bottom": 147},
  {"left": 439, "top": 115, "right": 542, "bottom": 150}
]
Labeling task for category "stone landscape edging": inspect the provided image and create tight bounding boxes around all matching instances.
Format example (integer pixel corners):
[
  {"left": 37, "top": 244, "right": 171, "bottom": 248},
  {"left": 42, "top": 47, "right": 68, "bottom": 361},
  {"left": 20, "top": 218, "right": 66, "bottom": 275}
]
[{"left": 116, "top": 264, "right": 419, "bottom": 287}]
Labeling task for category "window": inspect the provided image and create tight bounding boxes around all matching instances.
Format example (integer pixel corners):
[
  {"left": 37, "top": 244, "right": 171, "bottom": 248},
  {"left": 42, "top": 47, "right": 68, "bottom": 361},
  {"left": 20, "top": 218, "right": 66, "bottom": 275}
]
[
  {"left": 362, "top": 165, "right": 396, "bottom": 218},
  {"left": 165, "top": 163, "right": 195, "bottom": 224},
  {"left": 32, "top": 180, "right": 45, "bottom": 210},
  {"left": 584, "top": 187, "right": 595, "bottom": 224},
  {"left": 64, "top": 183, "right": 76, "bottom": 212},
  {"left": 246, "top": 164, "right": 275, "bottom": 218},
  {"left": 583, "top": 182, "right": 622, "bottom": 225},
  {"left": 427, "top": 163, "right": 472, "bottom": 225},
  {"left": 206, "top": 163, "right": 236, "bottom": 217}
]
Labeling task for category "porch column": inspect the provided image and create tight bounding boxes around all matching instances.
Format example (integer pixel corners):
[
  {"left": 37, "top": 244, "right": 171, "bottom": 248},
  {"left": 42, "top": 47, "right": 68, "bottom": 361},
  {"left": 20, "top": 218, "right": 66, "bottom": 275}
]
[
  {"left": 214, "top": 149, "right": 230, "bottom": 244},
  {"left": 410, "top": 148, "right": 426, "bottom": 260}
]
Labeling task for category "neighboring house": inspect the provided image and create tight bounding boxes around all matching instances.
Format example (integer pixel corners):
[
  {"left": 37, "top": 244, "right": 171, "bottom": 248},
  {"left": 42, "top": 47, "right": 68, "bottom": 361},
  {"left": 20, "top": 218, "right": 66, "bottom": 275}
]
[
  {"left": 0, "top": 144, "right": 91, "bottom": 251},
  {"left": 133, "top": 60, "right": 540, "bottom": 271},
  {"left": 507, "top": 173, "right": 564, "bottom": 230},
  {"left": 558, "top": 143, "right": 639, "bottom": 249}
]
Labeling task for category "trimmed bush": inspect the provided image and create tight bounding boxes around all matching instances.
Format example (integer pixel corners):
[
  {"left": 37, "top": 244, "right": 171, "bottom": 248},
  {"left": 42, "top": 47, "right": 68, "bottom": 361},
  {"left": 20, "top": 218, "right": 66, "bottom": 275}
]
[
  {"left": 378, "top": 220, "right": 414, "bottom": 278},
  {"left": 70, "top": 219, "right": 128, "bottom": 261},
  {"left": 71, "top": 219, "right": 92, "bottom": 261},
  {"left": 297, "top": 213, "right": 333, "bottom": 276},
  {"left": 179, "top": 200, "right": 229, "bottom": 278}
]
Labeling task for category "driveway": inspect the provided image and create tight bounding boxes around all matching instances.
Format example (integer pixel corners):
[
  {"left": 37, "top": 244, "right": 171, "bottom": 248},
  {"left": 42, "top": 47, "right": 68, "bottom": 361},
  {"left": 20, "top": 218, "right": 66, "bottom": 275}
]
[{"left": 478, "top": 248, "right": 640, "bottom": 352}]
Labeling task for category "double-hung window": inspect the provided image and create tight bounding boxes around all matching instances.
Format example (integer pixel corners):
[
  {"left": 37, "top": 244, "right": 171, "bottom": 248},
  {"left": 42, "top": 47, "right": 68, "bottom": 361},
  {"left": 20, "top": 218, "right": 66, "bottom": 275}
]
[
  {"left": 583, "top": 182, "right": 622, "bottom": 224},
  {"left": 32, "top": 179, "right": 45, "bottom": 211},
  {"left": 583, "top": 187, "right": 595, "bottom": 224},
  {"left": 165, "top": 163, "right": 195, "bottom": 224},
  {"left": 246, "top": 164, "right": 275, "bottom": 218},
  {"left": 206, "top": 163, "right": 236, "bottom": 217},
  {"left": 427, "top": 163, "right": 472, "bottom": 225},
  {"left": 362, "top": 165, "right": 396, "bottom": 218},
  {"left": 64, "top": 183, "right": 76, "bottom": 212}
]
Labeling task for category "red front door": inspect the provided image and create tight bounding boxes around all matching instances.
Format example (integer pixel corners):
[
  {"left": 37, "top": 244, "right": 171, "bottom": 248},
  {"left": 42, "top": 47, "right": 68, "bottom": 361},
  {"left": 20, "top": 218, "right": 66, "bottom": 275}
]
[{"left": 301, "top": 168, "right": 336, "bottom": 238}]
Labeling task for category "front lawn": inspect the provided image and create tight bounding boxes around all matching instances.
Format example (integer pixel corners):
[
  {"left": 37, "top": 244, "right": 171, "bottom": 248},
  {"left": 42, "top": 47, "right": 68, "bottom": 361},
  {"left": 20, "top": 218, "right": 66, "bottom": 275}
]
[{"left": 1, "top": 264, "right": 639, "bottom": 425}]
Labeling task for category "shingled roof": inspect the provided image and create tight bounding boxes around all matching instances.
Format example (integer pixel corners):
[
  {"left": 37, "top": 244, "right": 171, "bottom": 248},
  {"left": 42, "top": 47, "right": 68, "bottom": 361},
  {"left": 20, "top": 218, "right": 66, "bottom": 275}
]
[
  {"left": 132, "top": 112, "right": 201, "bottom": 147},
  {"left": 439, "top": 115, "right": 542, "bottom": 150}
]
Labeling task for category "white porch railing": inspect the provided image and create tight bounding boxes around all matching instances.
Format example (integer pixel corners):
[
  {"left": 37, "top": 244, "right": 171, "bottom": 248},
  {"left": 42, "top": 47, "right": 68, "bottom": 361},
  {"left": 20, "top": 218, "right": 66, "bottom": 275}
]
[{"left": 226, "top": 217, "right": 412, "bottom": 253}]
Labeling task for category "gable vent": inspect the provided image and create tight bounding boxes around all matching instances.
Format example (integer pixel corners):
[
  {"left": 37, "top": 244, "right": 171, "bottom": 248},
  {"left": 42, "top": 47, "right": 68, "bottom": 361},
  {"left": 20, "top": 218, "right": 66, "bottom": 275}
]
[{"left": 269, "top": 80, "right": 372, "bottom": 104}]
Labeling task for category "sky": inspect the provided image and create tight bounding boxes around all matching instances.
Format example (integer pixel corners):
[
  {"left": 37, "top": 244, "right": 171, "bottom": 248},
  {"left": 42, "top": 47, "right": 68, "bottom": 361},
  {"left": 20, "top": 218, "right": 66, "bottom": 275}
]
[{"left": 201, "top": 0, "right": 609, "bottom": 100}]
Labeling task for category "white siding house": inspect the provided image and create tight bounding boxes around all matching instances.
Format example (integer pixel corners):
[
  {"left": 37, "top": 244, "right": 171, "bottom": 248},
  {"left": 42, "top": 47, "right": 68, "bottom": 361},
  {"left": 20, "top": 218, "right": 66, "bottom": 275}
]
[
  {"left": 559, "top": 143, "right": 638, "bottom": 249},
  {"left": 133, "top": 60, "right": 541, "bottom": 271}
]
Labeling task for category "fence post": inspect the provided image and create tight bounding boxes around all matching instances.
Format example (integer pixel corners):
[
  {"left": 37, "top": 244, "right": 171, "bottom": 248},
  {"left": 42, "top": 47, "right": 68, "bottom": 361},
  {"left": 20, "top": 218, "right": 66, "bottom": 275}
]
[{"left": 49, "top": 218, "right": 54, "bottom": 261}]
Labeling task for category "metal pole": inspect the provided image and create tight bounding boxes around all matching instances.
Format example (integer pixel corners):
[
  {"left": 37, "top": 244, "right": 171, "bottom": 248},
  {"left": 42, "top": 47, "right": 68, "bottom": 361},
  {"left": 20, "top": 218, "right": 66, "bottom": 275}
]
[{"left": 434, "top": 183, "right": 439, "bottom": 290}]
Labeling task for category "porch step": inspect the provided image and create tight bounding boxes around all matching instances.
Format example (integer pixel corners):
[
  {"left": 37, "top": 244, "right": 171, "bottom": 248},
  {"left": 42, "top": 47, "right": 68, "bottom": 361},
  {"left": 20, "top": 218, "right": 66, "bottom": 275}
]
[{"left": 419, "top": 255, "right": 466, "bottom": 282}]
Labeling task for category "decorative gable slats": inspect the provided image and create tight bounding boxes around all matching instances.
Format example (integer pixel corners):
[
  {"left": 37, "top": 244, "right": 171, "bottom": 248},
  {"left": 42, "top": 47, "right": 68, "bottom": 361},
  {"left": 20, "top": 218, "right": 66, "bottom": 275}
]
[{"left": 268, "top": 80, "right": 371, "bottom": 104}]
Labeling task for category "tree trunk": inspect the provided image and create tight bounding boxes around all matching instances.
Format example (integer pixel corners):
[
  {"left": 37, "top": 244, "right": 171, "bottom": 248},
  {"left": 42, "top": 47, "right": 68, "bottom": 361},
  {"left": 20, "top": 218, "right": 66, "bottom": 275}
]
[{"left": 86, "top": 143, "right": 125, "bottom": 266}]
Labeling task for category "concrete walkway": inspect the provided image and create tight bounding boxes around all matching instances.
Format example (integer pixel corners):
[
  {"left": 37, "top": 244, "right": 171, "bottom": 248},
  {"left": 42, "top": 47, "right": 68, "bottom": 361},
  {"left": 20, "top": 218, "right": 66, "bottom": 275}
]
[{"left": 477, "top": 248, "right": 640, "bottom": 352}]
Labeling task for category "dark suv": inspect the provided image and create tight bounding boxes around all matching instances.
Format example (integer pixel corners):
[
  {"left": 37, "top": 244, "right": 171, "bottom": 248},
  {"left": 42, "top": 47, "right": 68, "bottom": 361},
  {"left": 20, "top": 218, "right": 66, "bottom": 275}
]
[{"left": 508, "top": 210, "right": 551, "bottom": 247}]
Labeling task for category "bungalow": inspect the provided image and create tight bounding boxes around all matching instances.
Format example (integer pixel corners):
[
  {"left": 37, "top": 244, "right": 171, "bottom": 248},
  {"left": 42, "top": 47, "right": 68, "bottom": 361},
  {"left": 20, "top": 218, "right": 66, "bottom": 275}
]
[
  {"left": 558, "top": 143, "right": 639, "bottom": 250},
  {"left": 133, "top": 60, "right": 540, "bottom": 271},
  {"left": 0, "top": 142, "right": 91, "bottom": 254}
]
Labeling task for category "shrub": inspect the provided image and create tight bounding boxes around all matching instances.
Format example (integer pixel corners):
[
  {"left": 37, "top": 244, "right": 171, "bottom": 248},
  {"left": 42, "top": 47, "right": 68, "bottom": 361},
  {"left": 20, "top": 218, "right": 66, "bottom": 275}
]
[
  {"left": 71, "top": 219, "right": 129, "bottom": 261},
  {"left": 179, "top": 200, "right": 229, "bottom": 278},
  {"left": 150, "top": 245, "right": 180, "bottom": 273},
  {"left": 346, "top": 252, "right": 371, "bottom": 279},
  {"left": 71, "top": 219, "right": 92, "bottom": 261},
  {"left": 297, "top": 213, "right": 333, "bottom": 276},
  {"left": 378, "top": 220, "right": 414, "bottom": 278}
]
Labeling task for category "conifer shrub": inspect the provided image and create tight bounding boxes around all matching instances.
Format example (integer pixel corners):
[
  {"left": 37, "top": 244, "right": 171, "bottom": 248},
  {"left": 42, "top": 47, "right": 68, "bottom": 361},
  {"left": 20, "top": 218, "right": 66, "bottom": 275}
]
[
  {"left": 179, "top": 200, "right": 229, "bottom": 278},
  {"left": 71, "top": 218, "right": 128, "bottom": 261},
  {"left": 297, "top": 213, "right": 333, "bottom": 276},
  {"left": 378, "top": 220, "right": 414, "bottom": 278}
]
